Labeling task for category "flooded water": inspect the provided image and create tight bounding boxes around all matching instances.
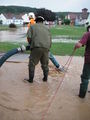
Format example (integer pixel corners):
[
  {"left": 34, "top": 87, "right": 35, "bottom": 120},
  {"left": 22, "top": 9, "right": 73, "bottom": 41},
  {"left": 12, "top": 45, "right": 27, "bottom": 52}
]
[
  {"left": 52, "top": 38, "right": 78, "bottom": 43},
  {"left": 0, "top": 27, "right": 78, "bottom": 43},
  {"left": 0, "top": 27, "right": 27, "bottom": 43}
]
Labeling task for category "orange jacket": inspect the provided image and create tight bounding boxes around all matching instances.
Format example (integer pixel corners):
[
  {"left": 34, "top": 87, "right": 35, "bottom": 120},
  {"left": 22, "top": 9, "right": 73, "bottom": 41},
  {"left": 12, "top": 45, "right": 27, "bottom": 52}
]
[
  {"left": 27, "top": 18, "right": 35, "bottom": 28},
  {"left": 27, "top": 18, "right": 36, "bottom": 43}
]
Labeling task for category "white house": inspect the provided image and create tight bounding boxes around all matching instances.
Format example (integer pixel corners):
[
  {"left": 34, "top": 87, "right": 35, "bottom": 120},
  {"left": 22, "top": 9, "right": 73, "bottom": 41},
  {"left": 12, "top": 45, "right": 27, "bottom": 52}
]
[
  {"left": 22, "top": 13, "right": 29, "bottom": 24},
  {"left": 0, "top": 12, "right": 35, "bottom": 25},
  {"left": 0, "top": 13, "right": 23, "bottom": 25},
  {"left": 0, "top": 14, "right": 7, "bottom": 24}
]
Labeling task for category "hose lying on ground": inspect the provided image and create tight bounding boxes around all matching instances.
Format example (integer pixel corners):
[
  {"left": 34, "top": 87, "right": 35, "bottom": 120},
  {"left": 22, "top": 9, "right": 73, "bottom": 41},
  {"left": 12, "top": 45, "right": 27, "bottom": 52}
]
[
  {"left": 0, "top": 45, "right": 26, "bottom": 67},
  {"left": 0, "top": 45, "right": 60, "bottom": 69}
]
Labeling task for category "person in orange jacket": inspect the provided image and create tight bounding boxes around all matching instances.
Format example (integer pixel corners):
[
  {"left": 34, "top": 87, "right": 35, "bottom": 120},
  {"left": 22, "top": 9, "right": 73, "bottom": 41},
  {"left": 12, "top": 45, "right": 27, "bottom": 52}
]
[
  {"left": 27, "top": 18, "right": 35, "bottom": 28},
  {"left": 27, "top": 12, "right": 36, "bottom": 29},
  {"left": 27, "top": 12, "right": 36, "bottom": 43}
]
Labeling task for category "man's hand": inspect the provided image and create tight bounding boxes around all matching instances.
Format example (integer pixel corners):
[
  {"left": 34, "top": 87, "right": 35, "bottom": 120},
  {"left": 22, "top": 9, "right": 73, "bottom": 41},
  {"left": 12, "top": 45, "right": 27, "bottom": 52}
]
[{"left": 74, "top": 42, "right": 82, "bottom": 50}]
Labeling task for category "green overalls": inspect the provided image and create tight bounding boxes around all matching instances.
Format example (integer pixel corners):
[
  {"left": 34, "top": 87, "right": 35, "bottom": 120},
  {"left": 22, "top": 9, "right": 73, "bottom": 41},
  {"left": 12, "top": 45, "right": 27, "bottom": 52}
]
[{"left": 27, "top": 23, "right": 51, "bottom": 82}]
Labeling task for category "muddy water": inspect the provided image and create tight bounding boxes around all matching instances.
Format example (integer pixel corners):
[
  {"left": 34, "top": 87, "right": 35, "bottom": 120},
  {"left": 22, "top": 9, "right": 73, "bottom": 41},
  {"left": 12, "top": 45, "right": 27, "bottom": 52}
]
[
  {"left": 0, "top": 55, "right": 90, "bottom": 120},
  {"left": 0, "top": 27, "right": 78, "bottom": 43},
  {"left": 0, "top": 27, "right": 27, "bottom": 42}
]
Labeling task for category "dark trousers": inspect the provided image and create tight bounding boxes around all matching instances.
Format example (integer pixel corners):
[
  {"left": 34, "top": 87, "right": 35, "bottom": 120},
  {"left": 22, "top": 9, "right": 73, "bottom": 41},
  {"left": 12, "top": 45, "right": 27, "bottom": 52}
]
[
  {"left": 29, "top": 48, "right": 49, "bottom": 81},
  {"left": 79, "top": 63, "right": 90, "bottom": 98}
]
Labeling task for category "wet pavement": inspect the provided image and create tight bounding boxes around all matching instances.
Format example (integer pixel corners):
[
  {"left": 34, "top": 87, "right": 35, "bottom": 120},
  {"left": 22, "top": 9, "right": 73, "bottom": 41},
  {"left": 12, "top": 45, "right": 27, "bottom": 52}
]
[{"left": 0, "top": 54, "right": 90, "bottom": 120}]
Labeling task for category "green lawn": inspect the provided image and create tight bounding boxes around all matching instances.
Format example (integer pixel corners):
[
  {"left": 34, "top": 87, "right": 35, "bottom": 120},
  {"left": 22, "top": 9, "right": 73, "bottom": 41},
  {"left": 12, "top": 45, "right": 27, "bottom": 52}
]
[
  {"left": 0, "top": 25, "right": 86, "bottom": 56},
  {"left": 0, "top": 42, "right": 85, "bottom": 56},
  {"left": 50, "top": 25, "right": 86, "bottom": 39},
  {"left": 0, "top": 25, "right": 10, "bottom": 31},
  {"left": 0, "top": 42, "right": 20, "bottom": 51},
  {"left": 50, "top": 43, "right": 85, "bottom": 56}
]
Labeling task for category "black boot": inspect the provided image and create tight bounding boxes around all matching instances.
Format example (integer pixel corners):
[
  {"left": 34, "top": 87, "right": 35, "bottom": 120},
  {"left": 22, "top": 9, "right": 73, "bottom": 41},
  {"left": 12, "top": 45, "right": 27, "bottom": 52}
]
[
  {"left": 79, "top": 91, "right": 86, "bottom": 98},
  {"left": 43, "top": 72, "right": 48, "bottom": 82},
  {"left": 28, "top": 71, "right": 34, "bottom": 83},
  {"left": 43, "top": 76, "right": 47, "bottom": 82},
  {"left": 28, "top": 78, "right": 33, "bottom": 83},
  {"left": 79, "top": 84, "right": 87, "bottom": 98}
]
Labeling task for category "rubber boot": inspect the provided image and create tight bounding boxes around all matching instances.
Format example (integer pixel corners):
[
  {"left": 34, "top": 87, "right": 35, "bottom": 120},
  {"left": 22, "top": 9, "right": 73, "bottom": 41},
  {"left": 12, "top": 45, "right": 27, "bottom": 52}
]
[
  {"left": 28, "top": 70, "right": 34, "bottom": 83},
  {"left": 43, "top": 72, "right": 48, "bottom": 82},
  {"left": 79, "top": 84, "right": 88, "bottom": 98}
]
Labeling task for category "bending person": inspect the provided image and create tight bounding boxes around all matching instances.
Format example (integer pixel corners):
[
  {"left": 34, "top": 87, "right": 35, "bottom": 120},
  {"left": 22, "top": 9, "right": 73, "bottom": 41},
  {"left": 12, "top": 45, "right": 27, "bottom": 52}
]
[
  {"left": 27, "top": 13, "right": 64, "bottom": 72},
  {"left": 27, "top": 16, "right": 51, "bottom": 83}
]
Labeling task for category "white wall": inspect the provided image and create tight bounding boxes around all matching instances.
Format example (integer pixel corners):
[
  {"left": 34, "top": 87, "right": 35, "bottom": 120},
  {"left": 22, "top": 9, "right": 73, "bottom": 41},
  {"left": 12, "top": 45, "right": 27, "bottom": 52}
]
[
  {"left": 0, "top": 14, "right": 7, "bottom": 24},
  {"left": 0, "top": 13, "right": 23, "bottom": 25},
  {"left": 22, "top": 14, "right": 29, "bottom": 23}
]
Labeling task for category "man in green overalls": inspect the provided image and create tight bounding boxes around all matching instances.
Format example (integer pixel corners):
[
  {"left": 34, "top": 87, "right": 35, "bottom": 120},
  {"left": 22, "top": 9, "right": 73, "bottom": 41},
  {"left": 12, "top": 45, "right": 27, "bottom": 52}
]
[{"left": 27, "top": 16, "right": 52, "bottom": 83}]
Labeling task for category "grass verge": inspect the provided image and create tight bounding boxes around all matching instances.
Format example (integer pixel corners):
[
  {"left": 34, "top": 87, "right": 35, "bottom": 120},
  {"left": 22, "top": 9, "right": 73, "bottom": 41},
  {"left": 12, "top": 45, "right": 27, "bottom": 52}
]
[{"left": 0, "top": 42, "right": 85, "bottom": 56}]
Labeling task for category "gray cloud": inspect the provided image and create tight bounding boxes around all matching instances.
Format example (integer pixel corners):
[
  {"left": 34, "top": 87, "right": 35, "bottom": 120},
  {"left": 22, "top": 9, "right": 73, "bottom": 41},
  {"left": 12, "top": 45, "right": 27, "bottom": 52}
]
[{"left": 0, "top": 0, "right": 90, "bottom": 12}]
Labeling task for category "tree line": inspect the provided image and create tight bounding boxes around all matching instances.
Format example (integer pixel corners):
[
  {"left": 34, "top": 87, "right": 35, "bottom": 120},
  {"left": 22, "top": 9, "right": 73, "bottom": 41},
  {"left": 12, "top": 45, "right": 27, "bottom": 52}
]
[
  {"left": 0, "top": 6, "right": 71, "bottom": 24},
  {"left": 0, "top": 6, "right": 66, "bottom": 21},
  {"left": 0, "top": 6, "right": 56, "bottom": 21}
]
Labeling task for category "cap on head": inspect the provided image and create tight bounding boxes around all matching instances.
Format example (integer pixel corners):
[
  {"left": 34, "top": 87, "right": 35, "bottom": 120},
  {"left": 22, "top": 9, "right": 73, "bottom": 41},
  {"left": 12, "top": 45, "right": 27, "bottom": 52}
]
[
  {"left": 28, "top": 12, "right": 35, "bottom": 19},
  {"left": 35, "top": 16, "right": 45, "bottom": 23}
]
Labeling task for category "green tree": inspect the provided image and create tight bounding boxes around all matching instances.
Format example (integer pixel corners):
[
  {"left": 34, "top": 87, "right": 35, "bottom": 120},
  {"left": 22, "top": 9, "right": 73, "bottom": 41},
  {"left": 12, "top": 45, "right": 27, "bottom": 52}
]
[
  {"left": 36, "top": 8, "right": 56, "bottom": 21},
  {"left": 64, "top": 19, "right": 70, "bottom": 25}
]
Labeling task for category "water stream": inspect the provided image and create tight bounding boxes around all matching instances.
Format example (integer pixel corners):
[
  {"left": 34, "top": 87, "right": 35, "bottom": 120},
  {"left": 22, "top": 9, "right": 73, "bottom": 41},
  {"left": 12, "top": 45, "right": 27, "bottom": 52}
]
[{"left": 0, "top": 27, "right": 78, "bottom": 43}]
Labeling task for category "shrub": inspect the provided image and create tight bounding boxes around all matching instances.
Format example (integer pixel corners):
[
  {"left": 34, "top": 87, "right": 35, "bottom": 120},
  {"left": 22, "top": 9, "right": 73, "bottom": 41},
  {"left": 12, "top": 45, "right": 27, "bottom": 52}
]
[
  {"left": 64, "top": 19, "right": 70, "bottom": 25},
  {"left": 9, "top": 23, "right": 17, "bottom": 28}
]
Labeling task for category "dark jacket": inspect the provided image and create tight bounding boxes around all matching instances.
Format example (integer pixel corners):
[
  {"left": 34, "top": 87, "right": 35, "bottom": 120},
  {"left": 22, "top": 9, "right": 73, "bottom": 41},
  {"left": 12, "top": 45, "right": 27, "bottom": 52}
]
[{"left": 27, "top": 23, "right": 52, "bottom": 50}]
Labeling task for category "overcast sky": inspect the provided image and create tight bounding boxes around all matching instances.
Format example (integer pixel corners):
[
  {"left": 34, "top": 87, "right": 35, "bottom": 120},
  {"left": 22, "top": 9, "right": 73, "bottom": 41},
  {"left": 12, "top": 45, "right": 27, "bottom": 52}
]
[{"left": 0, "top": 0, "right": 90, "bottom": 12}]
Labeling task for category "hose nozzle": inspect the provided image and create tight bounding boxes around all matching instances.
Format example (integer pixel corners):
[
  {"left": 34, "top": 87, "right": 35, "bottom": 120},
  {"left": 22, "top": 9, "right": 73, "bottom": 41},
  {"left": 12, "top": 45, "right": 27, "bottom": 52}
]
[{"left": 17, "top": 45, "right": 26, "bottom": 52}]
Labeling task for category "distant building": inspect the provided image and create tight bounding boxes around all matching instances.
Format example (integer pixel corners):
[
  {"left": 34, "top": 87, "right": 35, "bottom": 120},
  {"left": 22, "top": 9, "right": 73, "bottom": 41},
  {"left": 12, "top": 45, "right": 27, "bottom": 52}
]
[
  {"left": 0, "top": 13, "right": 23, "bottom": 25},
  {"left": 85, "top": 13, "right": 90, "bottom": 25},
  {"left": 0, "top": 12, "right": 36, "bottom": 25},
  {"left": 66, "top": 8, "right": 89, "bottom": 26}
]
